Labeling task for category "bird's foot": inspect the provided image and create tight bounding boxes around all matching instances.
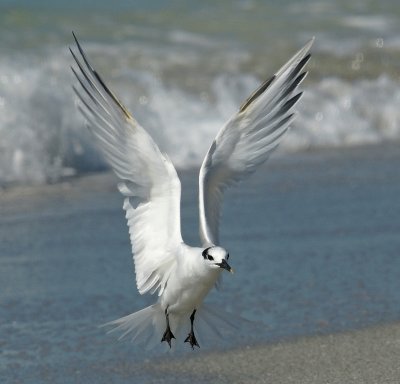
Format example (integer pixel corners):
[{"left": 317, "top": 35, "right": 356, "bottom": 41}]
[
  {"left": 184, "top": 331, "right": 200, "bottom": 349},
  {"left": 161, "top": 327, "right": 175, "bottom": 348}
]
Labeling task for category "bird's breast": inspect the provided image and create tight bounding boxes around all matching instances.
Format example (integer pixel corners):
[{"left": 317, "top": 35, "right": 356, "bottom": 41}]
[{"left": 160, "top": 264, "right": 220, "bottom": 314}]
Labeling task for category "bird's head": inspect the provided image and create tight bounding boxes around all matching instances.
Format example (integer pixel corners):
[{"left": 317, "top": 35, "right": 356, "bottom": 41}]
[{"left": 202, "top": 246, "right": 233, "bottom": 273}]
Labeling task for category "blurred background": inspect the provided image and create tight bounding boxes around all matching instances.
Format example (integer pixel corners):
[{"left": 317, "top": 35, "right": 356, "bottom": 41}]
[{"left": 0, "top": 0, "right": 399, "bottom": 186}]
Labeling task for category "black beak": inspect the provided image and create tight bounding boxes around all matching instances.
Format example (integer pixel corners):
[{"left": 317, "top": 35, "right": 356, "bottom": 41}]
[{"left": 216, "top": 259, "right": 234, "bottom": 273}]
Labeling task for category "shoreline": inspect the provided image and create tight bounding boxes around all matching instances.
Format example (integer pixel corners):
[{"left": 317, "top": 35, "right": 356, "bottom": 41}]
[
  {"left": 1, "top": 140, "right": 400, "bottom": 195},
  {"left": 134, "top": 321, "right": 400, "bottom": 383}
]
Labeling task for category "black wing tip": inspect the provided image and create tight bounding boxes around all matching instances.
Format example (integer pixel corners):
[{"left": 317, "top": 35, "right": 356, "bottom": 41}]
[
  {"left": 72, "top": 31, "right": 78, "bottom": 43},
  {"left": 239, "top": 74, "right": 276, "bottom": 113},
  {"left": 71, "top": 32, "right": 86, "bottom": 60},
  {"left": 71, "top": 31, "right": 81, "bottom": 51},
  {"left": 239, "top": 42, "right": 312, "bottom": 115},
  {"left": 70, "top": 31, "right": 136, "bottom": 122},
  {"left": 284, "top": 92, "right": 303, "bottom": 111},
  {"left": 70, "top": 64, "right": 77, "bottom": 77},
  {"left": 298, "top": 71, "right": 308, "bottom": 81},
  {"left": 292, "top": 71, "right": 308, "bottom": 90},
  {"left": 299, "top": 53, "right": 312, "bottom": 68}
]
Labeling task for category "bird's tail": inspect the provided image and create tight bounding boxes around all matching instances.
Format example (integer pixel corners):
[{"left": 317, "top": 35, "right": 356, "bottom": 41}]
[
  {"left": 102, "top": 303, "right": 246, "bottom": 351},
  {"left": 102, "top": 303, "right": 168, "bottom": 350}
]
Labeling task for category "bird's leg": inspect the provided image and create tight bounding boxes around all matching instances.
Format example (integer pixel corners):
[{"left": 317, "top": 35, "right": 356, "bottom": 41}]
[
  {"left": 161, "top": 307, "right": 175, "bottom": 348},
  {"left": 184, "top": 309, "right": 200, "bottom": 349}
]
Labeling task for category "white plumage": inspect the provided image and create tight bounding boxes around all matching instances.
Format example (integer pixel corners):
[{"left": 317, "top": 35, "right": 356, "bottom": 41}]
[{"left": 70, "top": 33, "right": 313, "bottom": 350}]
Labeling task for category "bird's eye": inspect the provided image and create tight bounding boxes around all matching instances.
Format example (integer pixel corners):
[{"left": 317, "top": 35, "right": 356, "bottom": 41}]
[
  {"left": 207, "top": 255, "right": 214, "bottom": 261},
  {"left": 226, "top": 253, "right": 230, "bottom": 260},
  {"left": 202, "top": 247, "right": 211, "bottom": 259}
]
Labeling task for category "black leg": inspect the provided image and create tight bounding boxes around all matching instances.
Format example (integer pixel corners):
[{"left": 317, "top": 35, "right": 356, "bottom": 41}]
[
  {"left": 161, "top": 308, "right": 175, "bottom": 348},
  {"left": 184, "top": 309, "right": 200, "bottom": 349}
]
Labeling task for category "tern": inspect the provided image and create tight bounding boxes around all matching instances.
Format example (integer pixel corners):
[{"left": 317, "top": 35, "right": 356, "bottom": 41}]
[{"left": 70, "top": 33, "right": 313, "bottom": 350}]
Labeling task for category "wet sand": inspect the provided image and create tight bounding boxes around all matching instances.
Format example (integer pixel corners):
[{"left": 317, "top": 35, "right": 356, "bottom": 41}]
[{"left": 135, "top": 322, "right": 400, "bottom": 383}]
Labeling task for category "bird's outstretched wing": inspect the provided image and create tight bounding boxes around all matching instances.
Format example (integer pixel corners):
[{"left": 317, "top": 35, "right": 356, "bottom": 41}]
[
  {"left": 199, "top": 39, "right": 314, "bottom": 246},
  {"left": 70, "top": 33, "right": 183, "bottom": 296}
]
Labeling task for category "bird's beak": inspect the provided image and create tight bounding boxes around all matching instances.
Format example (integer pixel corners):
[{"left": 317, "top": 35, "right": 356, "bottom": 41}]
[{"left": 216, "top": 259, "right": 234, "bottom": 274}]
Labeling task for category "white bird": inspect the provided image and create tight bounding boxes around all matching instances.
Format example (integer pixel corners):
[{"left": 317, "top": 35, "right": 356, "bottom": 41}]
[{"left": 70, "top": 33, "right": 313, "bottom": 350}]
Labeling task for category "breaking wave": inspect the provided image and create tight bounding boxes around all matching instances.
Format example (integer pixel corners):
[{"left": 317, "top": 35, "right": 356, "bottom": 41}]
[{"left": 1, "top": 45, "right": 399, "bottom": 186}]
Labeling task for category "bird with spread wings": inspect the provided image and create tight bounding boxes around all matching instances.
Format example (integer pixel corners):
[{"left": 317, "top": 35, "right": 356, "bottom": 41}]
[{"left": 70, "top": 33, "right": 313, "bottom": 350}]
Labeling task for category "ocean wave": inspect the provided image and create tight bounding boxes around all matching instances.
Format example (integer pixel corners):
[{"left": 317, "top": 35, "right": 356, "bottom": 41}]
[
  {"left": 341, "top": 15, "right": 393, "bottom": 32},
  {"left": 287, "top": 75, "right": 400, "bottom": 151},
  {"left": 1, "top": 47, "right": 399, "bottom": 186}
]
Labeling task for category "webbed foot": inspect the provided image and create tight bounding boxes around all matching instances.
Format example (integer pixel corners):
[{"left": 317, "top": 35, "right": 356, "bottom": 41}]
[
  {"left": 184, "top": 331, "right": 200, "bottom": 349},
  {"left": 161, "top": 327, "right": 176, "bottom": 348}
]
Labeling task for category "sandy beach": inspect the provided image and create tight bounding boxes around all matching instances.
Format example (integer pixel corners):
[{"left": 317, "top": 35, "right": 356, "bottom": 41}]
[{"left": 130, "top": 322, "right": 400, "bottom": 384}]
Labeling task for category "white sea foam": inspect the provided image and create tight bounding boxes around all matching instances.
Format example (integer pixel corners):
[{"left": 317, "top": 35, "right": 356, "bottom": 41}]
[
  {"left": 1, "top": 45, "right": 399, "bottom": 186},
  {"left": 287, "top": 75, "right": 400, "bottom": 151},
  {"left": 341, "top": 15, "right": 394, "bottom": 33}
]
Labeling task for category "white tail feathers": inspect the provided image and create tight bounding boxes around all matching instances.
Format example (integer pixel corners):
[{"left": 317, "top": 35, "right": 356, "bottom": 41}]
[
  {"left": 102, "top": 303, "right": 244, "bottom": 351},
  {"left": 102, "top": 304, "right": 167, "bottom": 350}
]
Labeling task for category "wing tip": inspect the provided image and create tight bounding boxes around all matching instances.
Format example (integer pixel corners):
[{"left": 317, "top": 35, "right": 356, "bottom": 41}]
[
  {"left": 305, "top": 36, "right": 315, "bottom": 50},
  {"left": 239, "top": 38, "right": 313, "bottom": 114},
  {"left": 70, "top": 32, "right": 134, "bottom": 122}
]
